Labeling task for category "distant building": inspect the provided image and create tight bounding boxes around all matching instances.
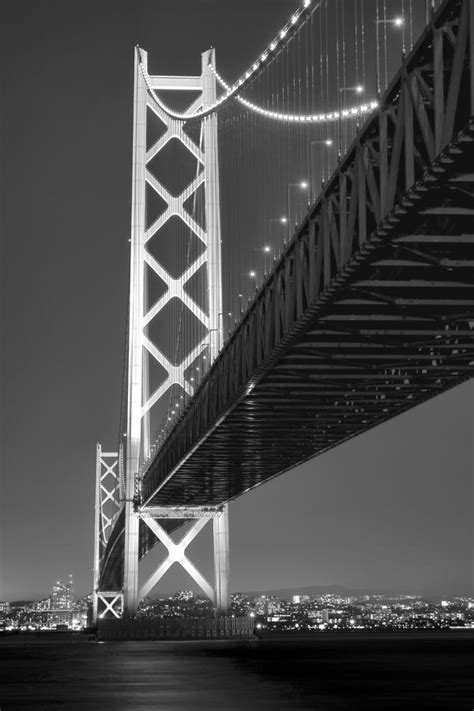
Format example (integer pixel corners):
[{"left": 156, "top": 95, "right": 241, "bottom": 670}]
[
  {"left": 0, "top": 602, "right": 10, "bottom": 613},
  {"left": 173, "top": 590, "right": 194, "bottom": 602},
  {"left": 46, "top": 574, "right": 74, "bottom": 627},
  {"left": 293, "top": 595, "right": 309, "bottom": 604},
  {"left": 50, "top": 575, "right": 74, "bottom": 611},
  {"left": 34, "top": 598, "right": 51, "bottom": 612}
]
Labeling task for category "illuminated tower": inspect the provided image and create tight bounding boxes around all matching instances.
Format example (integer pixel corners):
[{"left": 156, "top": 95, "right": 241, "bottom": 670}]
[{"left": 93, "top": 46, "right": 229, "bottom": 619}]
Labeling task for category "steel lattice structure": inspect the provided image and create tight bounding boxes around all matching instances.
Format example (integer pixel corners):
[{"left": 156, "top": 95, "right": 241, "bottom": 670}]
[
  {"left": 95, "top": 48, "right": 230, "bottom": 618},
  {"left": 92, "top": 445, "right": 124, "bottom": 619},
  {"left": 97, "top": 0, "right": 474, "bottom": 609}
]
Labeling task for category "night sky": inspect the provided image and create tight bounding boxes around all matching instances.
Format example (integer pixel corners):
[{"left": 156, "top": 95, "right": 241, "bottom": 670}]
[{"left": 1, "top": 0, "right": 473, "bottom": 602}]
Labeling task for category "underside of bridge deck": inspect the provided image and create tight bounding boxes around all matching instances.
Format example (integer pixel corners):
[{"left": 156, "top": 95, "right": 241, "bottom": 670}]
[{"left": 143, "top": 124, "right": 474, "bottom": 508}]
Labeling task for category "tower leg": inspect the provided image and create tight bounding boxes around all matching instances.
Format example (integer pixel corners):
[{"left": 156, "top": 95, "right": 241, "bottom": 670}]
[
  {"left": 213, "top": 504, "right": 230, "bottom": 614},
  {"left": 92, "top": 593, "right": 98, "bottom": 625},
  {"left": 123, "top": 45, "right": 147, "bottom": 617},
  {"left": 123, "top": 501, "right": 139, "bottom": 615}
]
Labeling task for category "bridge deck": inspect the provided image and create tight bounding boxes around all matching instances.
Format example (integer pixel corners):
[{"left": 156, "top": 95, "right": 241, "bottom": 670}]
[
  {"left": 143, "top": 125, "right": 474, "bottom": 507},
  {"left": 142, "top": 0, "right": 474, "bottom": 508}
]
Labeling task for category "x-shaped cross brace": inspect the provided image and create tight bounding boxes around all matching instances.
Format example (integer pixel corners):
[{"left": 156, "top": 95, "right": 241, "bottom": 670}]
[
  {"left": 141, "top": 336, "right": 208, "bottom": 416},
  {"left": 98, "top": 593, "right": 123, "bottom": 619},
  {"left": 98, "top": 455, "right": 120, "bottom": 545},
  {"left": 140, "top": 516, "right": 214, "bottom": 601}
]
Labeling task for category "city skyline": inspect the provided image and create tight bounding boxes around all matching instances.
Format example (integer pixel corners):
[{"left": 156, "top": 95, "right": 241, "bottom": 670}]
[
  {"left": 3, "top": 584, "right": 473, "bottom": 634},
  {"left": 2, "top": 0, "right": 473, "bottom": 603}
]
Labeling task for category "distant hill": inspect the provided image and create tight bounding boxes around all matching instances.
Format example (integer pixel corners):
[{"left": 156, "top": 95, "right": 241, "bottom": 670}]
[{"left": 240, "top": 585, "right": 403, "bottom": 600}]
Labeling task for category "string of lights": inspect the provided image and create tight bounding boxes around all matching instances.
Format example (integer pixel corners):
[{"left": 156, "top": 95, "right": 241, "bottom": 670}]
[
  {"left": 138, "top": 0, "right": 435, "bottom": 458},
  {"left": 138, "top": 0, "right": 321, "bottom": 121},
  {"left": 210, "top": 65, "right": 378, "bottom": 123}
]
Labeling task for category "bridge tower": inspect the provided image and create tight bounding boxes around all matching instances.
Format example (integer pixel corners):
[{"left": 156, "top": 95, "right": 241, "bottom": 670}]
[{"left": 93, "top": 46, "right": 229, "bottom": 620}]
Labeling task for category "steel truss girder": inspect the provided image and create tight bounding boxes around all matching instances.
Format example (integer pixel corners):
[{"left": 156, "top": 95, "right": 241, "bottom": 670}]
[{"left": 140, "top": 505, "right": 224, "bottom": 519}]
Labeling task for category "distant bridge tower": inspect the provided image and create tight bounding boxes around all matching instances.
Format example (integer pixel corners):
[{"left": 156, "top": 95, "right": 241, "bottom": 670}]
[{"left": 93, "top": 46, "right": 229, "bottom": 620}]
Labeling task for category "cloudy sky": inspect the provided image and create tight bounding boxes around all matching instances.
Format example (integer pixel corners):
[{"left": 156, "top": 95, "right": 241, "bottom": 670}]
[{"left": 1, "top": 0, "right": 473, "bottom": 601}]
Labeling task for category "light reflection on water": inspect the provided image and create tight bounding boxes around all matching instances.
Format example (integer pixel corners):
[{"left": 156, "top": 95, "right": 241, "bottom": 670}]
[{"left": 0, "top": 632, "right": 473, "bottom": 710}]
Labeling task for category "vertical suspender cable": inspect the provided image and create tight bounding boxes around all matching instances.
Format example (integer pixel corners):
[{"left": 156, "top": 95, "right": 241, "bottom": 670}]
[
  {"left": 335, "top": 0, "right": 341, "bottom": 156},
  {"left": 361, "top": 0, "right": 366, "bottom": 92},
  {"left": 383, "top": 0, "right": 388, "bottom": 90},
  {"left": 341, "top": 0, "right": 346, "bottom": 154},
  {"left": 401, "top": 0, "right": 406, "bottom": 56},
  {"left": 376, "top": 0, "right": 381, "bottom": 95}
]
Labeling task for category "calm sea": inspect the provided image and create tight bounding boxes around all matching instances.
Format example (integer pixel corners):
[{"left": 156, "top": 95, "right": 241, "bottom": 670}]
[{"left": 0, "top": 631, "right": 473, "bottom": 710}]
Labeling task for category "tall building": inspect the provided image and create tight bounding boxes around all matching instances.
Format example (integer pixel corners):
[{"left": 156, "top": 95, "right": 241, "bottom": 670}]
[{"left": 50, "top": 574, "right": 74, "bottom": 610}]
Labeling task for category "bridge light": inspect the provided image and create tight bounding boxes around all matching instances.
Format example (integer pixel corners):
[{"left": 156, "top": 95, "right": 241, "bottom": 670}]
[
  {"left": 325, "top": 139, "right": 333, "bottom": 146},
  {"left": 291, "top": 14, "right": 298, "bottom": 24},
  {"left": 280, "top": 216, "right": 288, "bottom": 223},
  {"left": 355, "top": 85, "right": 364, "bottom": 93},
  {"left": 264, "top": 245, "right": 271, "bottom": 253},
  {"left": 249, "top": 271, "right": 256, "bottom": 278},
  {"left": 300, "top": 181, "right": 308, "bottom": 189},
  {"left": 280, "top": 28, "right": 287, "bottom": 38},
  {"left": 394, "top": 16, "right": 404, "bottom": 26},
  {"left": 270, "top": 42, "right": 276, "bottom": 51},
  {"left": 304, "top": 0, "right": 311, "bottom": 6}
]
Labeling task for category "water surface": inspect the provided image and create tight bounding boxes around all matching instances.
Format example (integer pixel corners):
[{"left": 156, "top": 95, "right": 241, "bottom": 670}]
[{"left": 1, "top": 631, "right": 473, "bottom": 709}]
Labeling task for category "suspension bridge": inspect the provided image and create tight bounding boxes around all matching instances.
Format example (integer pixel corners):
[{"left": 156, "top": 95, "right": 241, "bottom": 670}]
[{"left": 92, "top": 0, "right": 474, "bottom": 621}]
